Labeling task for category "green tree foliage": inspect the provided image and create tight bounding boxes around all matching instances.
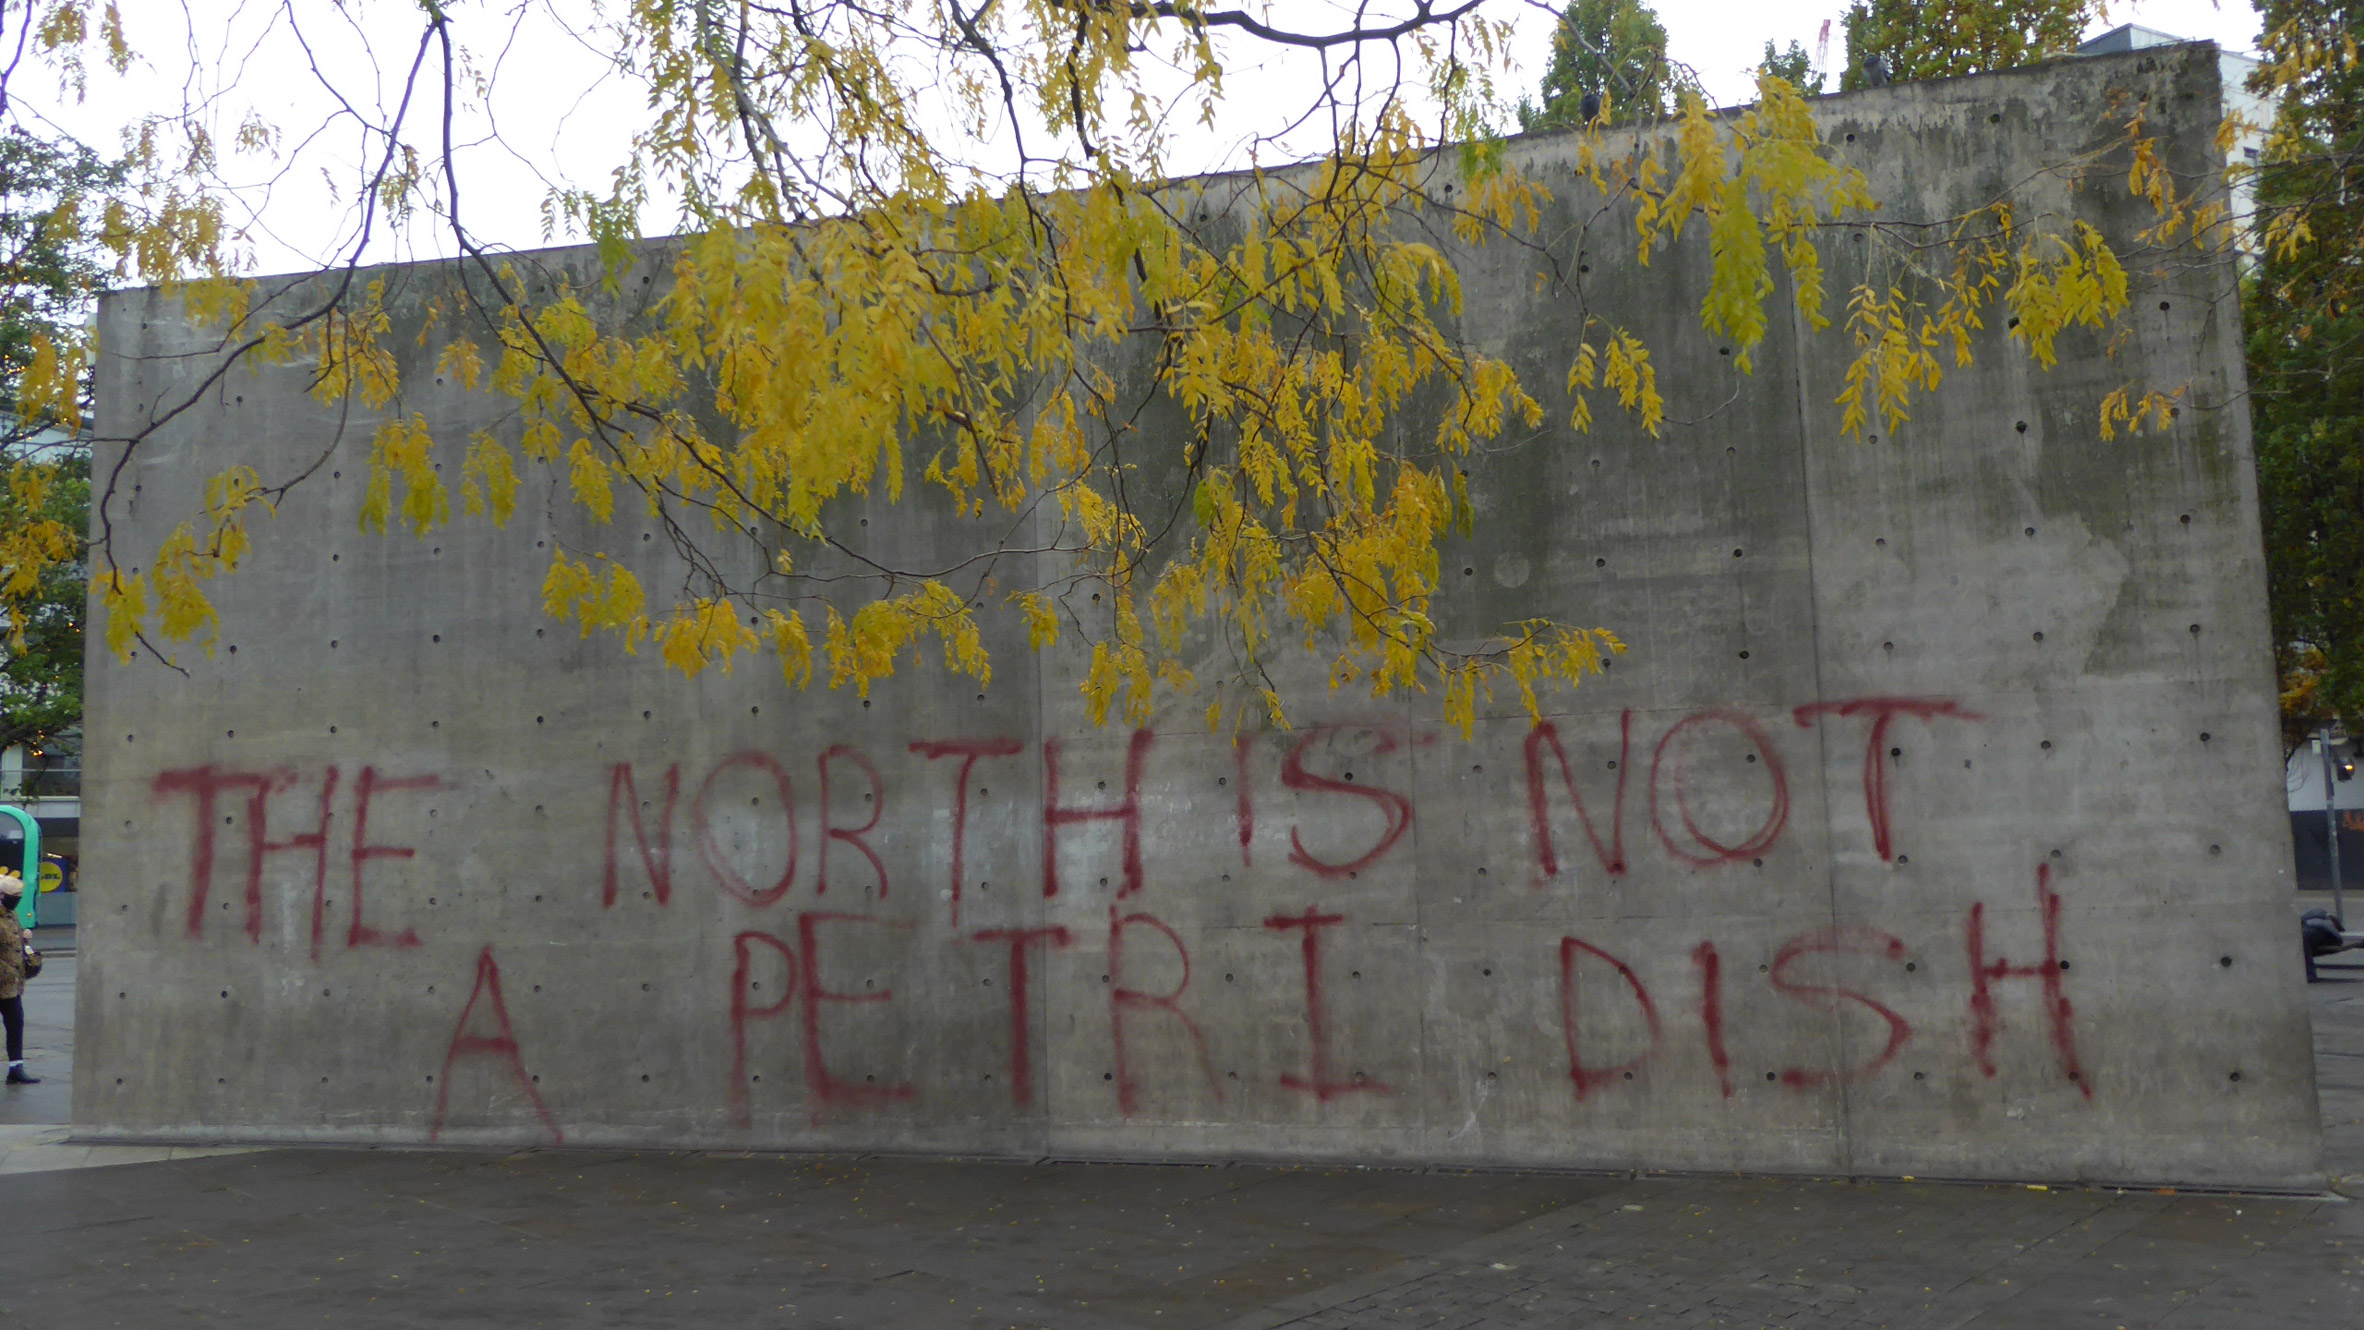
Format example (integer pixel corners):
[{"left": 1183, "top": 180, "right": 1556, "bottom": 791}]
[
  {"left": 0, "top": 128, "right": 109, "bottom": 748},
  {"left": 1759, "top": 40, "right": 1825, "bottom": 96},
  {"left": 1519, "top": 0, "right": 1682, "bottom": 130},
  {"left": 1838, "top": 0, "right": 2101, "bottom": 91},
  {"left": 0, "top": 128, "right": 106, "bottom": 754},
  {"left": 2246, "top": 0, "right": 2364, "bottom": 746},
  {"left": 0, "top": 445, "right": 83, "bottom": 754},
  {"left": 0, "top": 128, "right": 116, "bottom": 444}
]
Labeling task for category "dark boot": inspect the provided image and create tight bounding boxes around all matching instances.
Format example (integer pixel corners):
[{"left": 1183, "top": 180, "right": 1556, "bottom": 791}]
[{"left": 5, "top": 1065, "right": 35, "bottom": 1084}]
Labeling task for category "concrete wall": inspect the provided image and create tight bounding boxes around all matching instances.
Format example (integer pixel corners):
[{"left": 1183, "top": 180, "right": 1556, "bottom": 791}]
[{"left": 76, "top": 44, "right": 2322, "bottom": 1188}]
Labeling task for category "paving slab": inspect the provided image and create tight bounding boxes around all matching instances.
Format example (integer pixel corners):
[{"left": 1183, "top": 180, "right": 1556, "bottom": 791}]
[{"left": 5, "top": 1145, "right": 2359, "bottom": 1328}]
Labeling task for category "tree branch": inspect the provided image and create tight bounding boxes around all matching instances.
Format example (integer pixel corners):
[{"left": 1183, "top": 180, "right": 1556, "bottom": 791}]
[{"left": 1121, "top": 0, "right": 1488, "bottom": 50}]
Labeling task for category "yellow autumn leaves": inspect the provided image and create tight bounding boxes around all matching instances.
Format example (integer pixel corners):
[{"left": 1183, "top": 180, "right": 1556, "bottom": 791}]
[
  {"left": 1635, "top": 80, "right": 1876, "bottom": 376},
  {"left": 70, "top": 0, "right": 2203, "bottom": 739},
  {"left": 98, "top": 464, "right": 261, "bottom": 661}
]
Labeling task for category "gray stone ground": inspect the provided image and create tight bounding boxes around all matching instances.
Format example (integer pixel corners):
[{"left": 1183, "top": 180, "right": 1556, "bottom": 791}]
[{"left": 5, "top": 921, "right": 2364, "bottom": 1329}]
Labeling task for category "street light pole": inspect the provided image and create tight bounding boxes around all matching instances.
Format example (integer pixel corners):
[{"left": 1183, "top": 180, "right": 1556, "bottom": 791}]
[{"left": 2324, "top": 726, "right": 2346, "bottom": 922}]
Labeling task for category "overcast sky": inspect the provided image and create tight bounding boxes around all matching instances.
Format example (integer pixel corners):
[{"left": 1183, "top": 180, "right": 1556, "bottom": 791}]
[{"left": 13, "top": 0, "right": 2266, "bottom": 277}]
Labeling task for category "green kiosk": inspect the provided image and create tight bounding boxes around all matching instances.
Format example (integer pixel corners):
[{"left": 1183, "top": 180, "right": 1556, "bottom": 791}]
[{"left": 2, "top": 805, "right": 36, "bottom": 928}]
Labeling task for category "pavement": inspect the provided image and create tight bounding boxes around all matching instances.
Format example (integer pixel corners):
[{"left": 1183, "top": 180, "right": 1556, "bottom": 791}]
[
  {"left": 4, "top": 930, "right": 2363, "bottom": 1327},
  {"left": 1, "top": 932, "right": 75, "bottom": 1127}
]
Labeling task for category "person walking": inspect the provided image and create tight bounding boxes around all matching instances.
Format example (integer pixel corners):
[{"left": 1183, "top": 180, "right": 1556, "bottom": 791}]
[{"left": 1, "top": 871, "right": 35, "bottom": 1085}]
